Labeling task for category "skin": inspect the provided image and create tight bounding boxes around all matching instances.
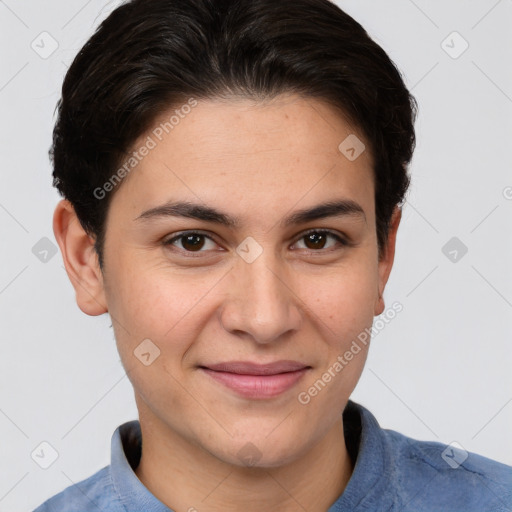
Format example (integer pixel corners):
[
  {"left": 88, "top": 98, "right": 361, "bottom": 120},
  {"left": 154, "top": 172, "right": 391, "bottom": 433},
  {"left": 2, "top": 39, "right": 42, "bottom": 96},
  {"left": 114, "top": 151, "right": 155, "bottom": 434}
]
[{"left": 54, "top": 93, "right": 401, "bottom": 512}]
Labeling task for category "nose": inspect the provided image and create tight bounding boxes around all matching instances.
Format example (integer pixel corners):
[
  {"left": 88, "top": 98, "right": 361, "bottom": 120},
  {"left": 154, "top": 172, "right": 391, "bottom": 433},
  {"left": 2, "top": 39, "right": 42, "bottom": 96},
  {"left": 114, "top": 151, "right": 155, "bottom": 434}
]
[{"left": 219, "top": 253, "right": 303, "bottom": 344}]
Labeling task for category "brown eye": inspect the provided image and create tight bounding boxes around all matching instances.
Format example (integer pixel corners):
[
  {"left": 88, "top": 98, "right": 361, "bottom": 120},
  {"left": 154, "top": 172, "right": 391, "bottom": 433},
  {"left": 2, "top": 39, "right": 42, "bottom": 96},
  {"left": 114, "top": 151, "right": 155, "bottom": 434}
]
[
  {"left": 164, "top": 232, "right": 218, "bottom": 253},
  {"left": 304, "top": 232, "right": 328, "bottom": 249},
  {"left": 181, "top": 234, "right": 205, "bottom": 251},
  {"left": 294, "top": 230, "right": 346, "bottom": 251}
]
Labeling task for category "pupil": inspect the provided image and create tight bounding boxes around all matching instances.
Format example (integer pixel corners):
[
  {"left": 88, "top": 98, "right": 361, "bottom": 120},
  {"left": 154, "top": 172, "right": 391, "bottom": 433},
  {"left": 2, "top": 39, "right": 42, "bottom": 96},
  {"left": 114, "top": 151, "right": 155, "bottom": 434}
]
[
  {"left": 306, "top": 232, "right": 326, "bottom": 249},
  {"left": 182, "top": 234, "right": 204, "bottom": 251}
]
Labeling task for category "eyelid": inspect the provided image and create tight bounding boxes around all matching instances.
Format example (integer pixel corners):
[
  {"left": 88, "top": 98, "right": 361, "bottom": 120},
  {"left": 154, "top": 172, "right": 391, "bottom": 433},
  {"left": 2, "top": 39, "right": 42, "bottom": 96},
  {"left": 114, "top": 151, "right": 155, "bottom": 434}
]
[
  {"left": 291, "top": 228, "right": 348, "bottom": 250},
  {"left": 163, "top": 230, "right": 221, "bottom": 250}
]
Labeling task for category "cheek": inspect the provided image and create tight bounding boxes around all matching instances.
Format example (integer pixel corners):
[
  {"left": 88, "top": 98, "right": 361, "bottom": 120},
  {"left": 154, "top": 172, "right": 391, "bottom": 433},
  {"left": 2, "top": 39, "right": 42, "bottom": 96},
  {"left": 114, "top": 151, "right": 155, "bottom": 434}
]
[
  {"left": 105, "top": 264, "right": 217, "bottom": 368},
  {"left": 296, "top": 259, "right": 378, "bottom": 343},
  {"left": 293, "top": 265, "right": 376, "bottom": 417},
  {"left": 107, "top": 268, "right": 212, "bottom": 411},
  {"left": 110, "top": 259, "right": 205, "bottom": 324}
]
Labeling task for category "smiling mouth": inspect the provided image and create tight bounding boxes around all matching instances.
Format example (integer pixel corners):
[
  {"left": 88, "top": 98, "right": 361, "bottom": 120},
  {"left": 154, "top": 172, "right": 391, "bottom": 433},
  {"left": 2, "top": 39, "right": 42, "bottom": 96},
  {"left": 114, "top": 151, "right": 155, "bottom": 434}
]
[{"left": 199, "top": 360, "right": 311, "bottom": 399}]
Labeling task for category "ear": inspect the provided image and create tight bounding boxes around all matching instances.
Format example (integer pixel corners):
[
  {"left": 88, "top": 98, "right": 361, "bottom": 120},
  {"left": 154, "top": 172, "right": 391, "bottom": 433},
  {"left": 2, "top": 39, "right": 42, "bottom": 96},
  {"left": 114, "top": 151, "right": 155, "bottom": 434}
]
[
  {"left": 53, "top": 199, "right": 108, "bottom": 316},
  {"left": 374, "top": 206, "right": 402, "bottom": 316}
]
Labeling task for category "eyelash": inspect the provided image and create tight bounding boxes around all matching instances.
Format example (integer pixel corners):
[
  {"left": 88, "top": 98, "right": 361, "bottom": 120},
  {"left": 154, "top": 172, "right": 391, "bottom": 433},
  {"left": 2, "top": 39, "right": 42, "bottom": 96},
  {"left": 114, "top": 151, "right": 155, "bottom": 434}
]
[{"left": 162, "top": 229, "right": 349, "bottom": 256}]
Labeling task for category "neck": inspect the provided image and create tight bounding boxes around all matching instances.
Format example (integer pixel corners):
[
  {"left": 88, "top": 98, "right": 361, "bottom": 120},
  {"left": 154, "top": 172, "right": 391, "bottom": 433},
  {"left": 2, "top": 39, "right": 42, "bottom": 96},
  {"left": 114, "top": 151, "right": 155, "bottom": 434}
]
[{"left": 134, "top": 402, "right": 354, "bottom": 512}]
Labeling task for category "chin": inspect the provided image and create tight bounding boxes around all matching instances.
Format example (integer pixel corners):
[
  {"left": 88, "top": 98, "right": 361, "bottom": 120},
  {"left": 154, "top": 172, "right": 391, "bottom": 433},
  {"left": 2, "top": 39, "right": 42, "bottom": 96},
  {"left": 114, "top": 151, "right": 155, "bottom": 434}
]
[{"left": 210, "top": 431, "right": 310, "bottom": 470}]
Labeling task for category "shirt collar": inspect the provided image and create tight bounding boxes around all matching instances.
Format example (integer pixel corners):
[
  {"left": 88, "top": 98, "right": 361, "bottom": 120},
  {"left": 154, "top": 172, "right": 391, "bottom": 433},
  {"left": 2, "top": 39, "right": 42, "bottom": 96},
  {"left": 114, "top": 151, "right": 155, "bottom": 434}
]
[
  {"left": 110, "top": 419, "right": 172, "bottom": 511},
  {"left": 329, "top": 400, "right": 394, "bottom": 510}
]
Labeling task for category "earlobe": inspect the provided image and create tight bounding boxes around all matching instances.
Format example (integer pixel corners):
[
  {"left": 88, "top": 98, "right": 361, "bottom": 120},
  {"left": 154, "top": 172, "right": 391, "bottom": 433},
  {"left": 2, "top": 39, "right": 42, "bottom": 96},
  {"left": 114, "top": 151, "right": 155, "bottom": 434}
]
[
  {"left": 53, "top": 199, "right": 108, "bottom": 316},
  {"left": 374, "top": 206, "right": 402, "bottom": 316}
]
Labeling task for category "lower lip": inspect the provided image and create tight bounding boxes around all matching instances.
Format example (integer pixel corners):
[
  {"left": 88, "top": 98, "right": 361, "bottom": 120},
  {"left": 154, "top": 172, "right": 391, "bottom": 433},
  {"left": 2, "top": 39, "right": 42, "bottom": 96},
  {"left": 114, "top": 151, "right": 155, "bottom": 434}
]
[{"left": 200, "top": 368, "right": 309, "bottom": 399}]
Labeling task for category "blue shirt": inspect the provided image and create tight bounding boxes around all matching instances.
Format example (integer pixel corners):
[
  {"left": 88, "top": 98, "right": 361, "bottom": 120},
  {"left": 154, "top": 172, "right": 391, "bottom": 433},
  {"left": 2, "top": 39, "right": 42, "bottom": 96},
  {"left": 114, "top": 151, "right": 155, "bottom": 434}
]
[{"left": 33, "top": 400, "right": 512, "bottom": 511}]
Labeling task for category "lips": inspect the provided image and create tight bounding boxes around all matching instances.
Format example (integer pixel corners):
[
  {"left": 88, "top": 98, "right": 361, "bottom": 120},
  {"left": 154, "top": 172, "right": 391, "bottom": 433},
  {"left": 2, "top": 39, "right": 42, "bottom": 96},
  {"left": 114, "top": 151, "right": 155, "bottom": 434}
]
[
  {"left": 199, "top": 360, "right": 311, "bottom": 399},
  {"left": 204, "top": 360, "right": 309, "bottom": 375}
]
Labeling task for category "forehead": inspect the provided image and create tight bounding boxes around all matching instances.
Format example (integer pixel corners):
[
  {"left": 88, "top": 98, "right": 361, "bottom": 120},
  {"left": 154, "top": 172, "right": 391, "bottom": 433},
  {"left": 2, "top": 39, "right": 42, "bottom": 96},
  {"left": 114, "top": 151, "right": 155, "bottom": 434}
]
[{"left": 108, "top": 94, "right": 375, "bottom": 224}]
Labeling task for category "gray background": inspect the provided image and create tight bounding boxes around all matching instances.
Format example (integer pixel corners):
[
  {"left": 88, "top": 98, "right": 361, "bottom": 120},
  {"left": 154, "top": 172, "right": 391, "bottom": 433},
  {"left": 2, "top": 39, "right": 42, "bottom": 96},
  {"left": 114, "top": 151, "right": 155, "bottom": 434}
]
[{"left": 1, "top": 0, "right": 511, "bottom": 510}]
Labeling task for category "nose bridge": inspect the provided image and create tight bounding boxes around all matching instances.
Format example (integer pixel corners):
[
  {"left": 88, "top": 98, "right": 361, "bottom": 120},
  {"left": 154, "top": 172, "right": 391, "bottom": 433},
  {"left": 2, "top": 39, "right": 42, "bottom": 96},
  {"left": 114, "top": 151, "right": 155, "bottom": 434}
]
[{"left": 220, "top": 246, "right": 301, "bottom": 343}]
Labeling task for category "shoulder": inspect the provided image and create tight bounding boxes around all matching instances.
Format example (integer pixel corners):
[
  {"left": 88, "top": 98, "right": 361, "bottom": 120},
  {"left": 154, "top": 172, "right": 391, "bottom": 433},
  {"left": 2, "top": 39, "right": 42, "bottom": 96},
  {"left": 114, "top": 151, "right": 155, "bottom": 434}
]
[
  {"left": 383, "top": 427, "right": 512, "bottom": 511},
  {"left": 32, "top": 465, "right": 123, "bottom": 512}
]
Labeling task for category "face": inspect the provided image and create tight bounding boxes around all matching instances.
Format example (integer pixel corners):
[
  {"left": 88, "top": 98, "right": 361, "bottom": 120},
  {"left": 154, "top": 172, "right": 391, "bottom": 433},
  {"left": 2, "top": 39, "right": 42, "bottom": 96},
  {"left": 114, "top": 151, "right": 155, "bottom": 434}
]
[{"left": 60, "top": 93, "right": 399, "bottom": 468}]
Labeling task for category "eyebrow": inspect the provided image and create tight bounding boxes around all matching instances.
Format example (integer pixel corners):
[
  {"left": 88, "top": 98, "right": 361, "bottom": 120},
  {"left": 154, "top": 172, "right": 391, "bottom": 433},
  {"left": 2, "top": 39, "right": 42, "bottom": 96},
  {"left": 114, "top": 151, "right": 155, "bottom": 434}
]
[{"left": 134, "top": 199, "right": 367, "bottom": 227}]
